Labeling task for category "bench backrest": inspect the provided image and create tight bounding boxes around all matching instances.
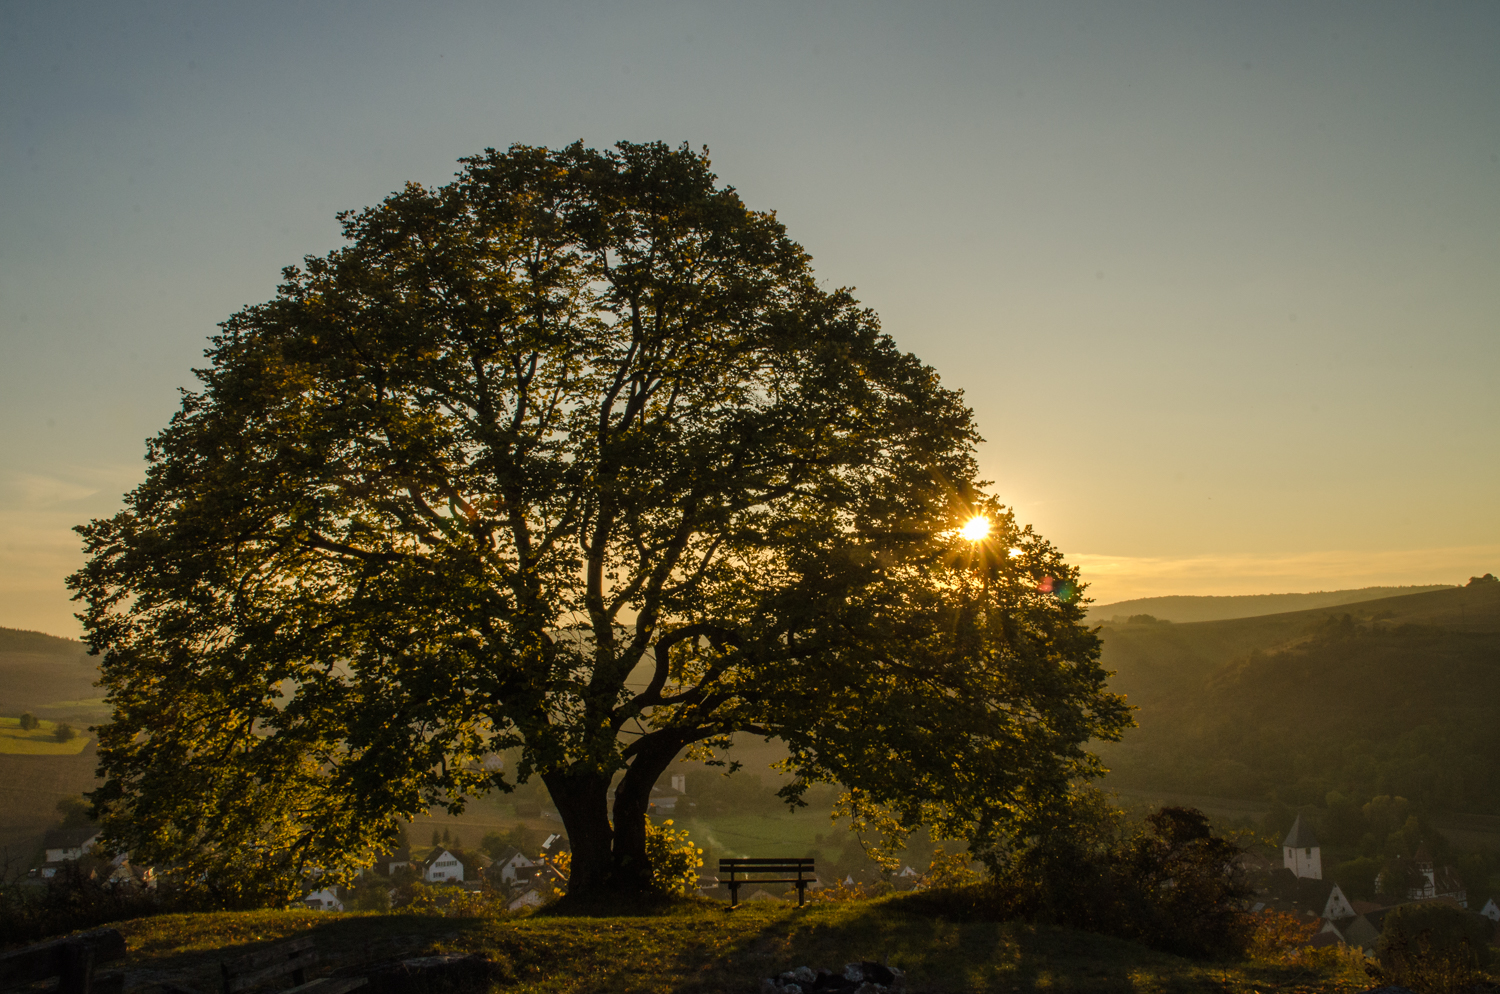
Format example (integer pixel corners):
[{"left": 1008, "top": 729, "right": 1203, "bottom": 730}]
[
  {"left": 0, "top": 928, "right": 126, "bottom": 993},
  {"left": 720, "top": 858, "right": 814, "bottom": 873},
  {"left": 221, "top": 935, "right": 320, "bottom": 994}
]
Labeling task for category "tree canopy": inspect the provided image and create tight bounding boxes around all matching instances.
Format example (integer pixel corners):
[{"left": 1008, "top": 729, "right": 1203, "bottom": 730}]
[{"left": 71, "top": 141, "right": 1130, "bottom": 903}]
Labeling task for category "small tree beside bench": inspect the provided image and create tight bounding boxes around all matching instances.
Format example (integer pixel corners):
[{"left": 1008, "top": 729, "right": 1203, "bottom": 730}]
[{"left": 719, "top": 857, "right": 816, "bottom": 908}]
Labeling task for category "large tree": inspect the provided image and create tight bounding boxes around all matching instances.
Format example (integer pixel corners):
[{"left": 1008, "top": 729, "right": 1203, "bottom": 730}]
[{"left": 71, "top": 142, "right": 1130, "bottom": 904}]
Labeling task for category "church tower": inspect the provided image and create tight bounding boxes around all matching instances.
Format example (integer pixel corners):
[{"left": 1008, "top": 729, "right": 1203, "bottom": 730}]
[{"left": 1282, "top": 813, "right": 1322, "bottom": 879}]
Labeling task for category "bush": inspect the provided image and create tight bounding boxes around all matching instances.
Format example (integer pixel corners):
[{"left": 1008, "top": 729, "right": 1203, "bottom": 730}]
[
  {"left": 644, "top": 819, "right": 702, "bottom": 896},
  {"left": 394, "top": 879, "right": 510, "bottom": 917},
  {"left": 925, "top": 846, "right": 979, "bottom": 889},
  {"left": 1007, "top": 800, "right": 1254, "bottom": 958},
  {"left": 1374, "top": 902, "right": 1492, "bottom": 994},
  {"left": 811, "top": 879, "right": 877, "bottom": 903}
]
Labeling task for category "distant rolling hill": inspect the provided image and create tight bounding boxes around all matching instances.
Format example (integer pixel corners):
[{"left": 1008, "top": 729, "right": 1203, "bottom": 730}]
[
  {"left": 0, "top": 626, "right": 99, "bottom": 716},
  {"left": 1095, "top": 579, "right": 1500, "bottom": 814},
  {"left": 0, "top": 627, "right": 104, "bottom": 854},
  {"left": 1087, "top": 585, "right": 1454, "bottom": 624}
]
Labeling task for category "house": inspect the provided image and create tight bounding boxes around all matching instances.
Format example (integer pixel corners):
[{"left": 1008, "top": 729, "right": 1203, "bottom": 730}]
[
  {"left": 43, "top": 825, "right": 101, "bottom": 864},
  {"left": 1480, "top": 896, "right": 1499, "bottom": 923},
  {"left": 1319, "top": 882, "right": 1355, "bottom": 920},
  {"left": 1263, "top": 867, "right": 1335, "bottom": 914},
  {"left": 1410, "top": 846, "right": 1467, "bottom": 906},
  {"left": 304, "top": 886, "right": 345, "bottom": 911},
  {"left": 649, "top": 775, "right": 688, "bottom": 815},
  {"left": 378, "top": 844, "right": 413, "bottom": 875},
  {"left": 104, "top": 853, "right": 155, "bottom": 890},
  {"left": 1281, "top": 815, "right": 1321, "bottom": 880},
  {"left": 1306, "top": 929, "right": 1345, "bottom": 949},
  {"left": 490, "top": 847, "right": 538, "bottom": 885},
  {"left": 1375, "top": 846, "right": 1467, "bottom": 907},
  {"left": 1322, "top": 907, "right": 1391, "bottom": 953},
  {"left": 423, "top": 848, "right": 465, "bottom": 883},
  {"left": 507, "top": 885, "right": 547, "bottom": 911}
]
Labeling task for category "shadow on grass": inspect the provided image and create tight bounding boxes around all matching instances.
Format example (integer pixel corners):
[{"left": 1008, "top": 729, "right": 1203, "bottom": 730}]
[
  {"left": 654, "top": 895, "right": 1369, "bottom": 994},
  {"left": 106, "top": 898, "right": 1370, "bottom": 994},
  {"left": 536, "top": 892, "right": 719, "bottom": 918}
]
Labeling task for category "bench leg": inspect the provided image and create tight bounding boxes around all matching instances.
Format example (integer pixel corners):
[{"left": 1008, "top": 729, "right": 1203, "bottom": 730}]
[
  {"left": 59, "top": 942, "right": 96, "bottom": 994},
  {"left": 796, "top": 881, "right": 807, "bottom": 907},
  {"left": 728, "top": 881, "right": 739, "bottom": 907}
]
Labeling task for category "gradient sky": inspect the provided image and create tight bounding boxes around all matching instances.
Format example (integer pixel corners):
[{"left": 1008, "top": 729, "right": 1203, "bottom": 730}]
[{"left": 3, "top": 1, "right": 1498, "bottom": 637}]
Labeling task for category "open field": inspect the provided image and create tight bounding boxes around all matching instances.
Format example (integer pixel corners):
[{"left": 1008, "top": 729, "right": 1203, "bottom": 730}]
[
  {"left": 0, "top": 715, "right": 91, "bottom": 755},
  {"left": 0, "top": 745, "right": 100, "bottom": 854},
  {"left": 679, "top": 811, "right": 832, "bottom": 859},
  {"left": 76, "top": 900, "right": 1378, "bottom": 994}
]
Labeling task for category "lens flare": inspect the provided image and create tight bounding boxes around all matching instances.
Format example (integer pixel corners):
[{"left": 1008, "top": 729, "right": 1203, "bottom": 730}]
[{"left": 960, "top": 516, "right": 990, "bottom": 542}]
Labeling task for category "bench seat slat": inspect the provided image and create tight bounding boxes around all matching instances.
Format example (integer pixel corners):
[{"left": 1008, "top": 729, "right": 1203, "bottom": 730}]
[
  {"left": 721, "top": 858, "right": 813, "bottom": 865},
  {"left": 226, "top": 951, "right": 322, "bottom": 992},
  {"left": 223, "top": 935, "right": 316, "bottom": 974},
  {"left": 283, "top": 977, "right": 368, "bottom": 994}
]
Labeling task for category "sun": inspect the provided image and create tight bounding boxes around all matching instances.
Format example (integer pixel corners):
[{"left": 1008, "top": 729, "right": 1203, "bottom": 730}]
[{"left": 960, "top": 515, "right": 990, "bottom": 542}]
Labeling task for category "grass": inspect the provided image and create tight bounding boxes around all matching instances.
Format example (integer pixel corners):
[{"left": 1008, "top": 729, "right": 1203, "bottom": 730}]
[
  {"left": 36, "top": 697, "right": 109, "bottom": 711},
  {"left": 91, "top": 897, "right": 1376, "bottom": 994},
  {"left": 0, "top": 715, "right": 90, "bottom": 755},
  {"left": 680, "top": 811, "right": 834, "bottom": 859}
]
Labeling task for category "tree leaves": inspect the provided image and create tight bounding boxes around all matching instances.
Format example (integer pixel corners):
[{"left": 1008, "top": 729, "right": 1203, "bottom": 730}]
[{"left": 70, "top": 141, "right": 1129, "bottom": 899}]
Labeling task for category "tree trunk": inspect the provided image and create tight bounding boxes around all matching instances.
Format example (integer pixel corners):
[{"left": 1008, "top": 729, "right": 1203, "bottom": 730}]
[
  {"left": 540, "top": 770, "right": 616, "bottom": 895},
  {"left": 609, "top": 733, "right": 693, "bottom": 893},
  {"left": 541, "top": 734, "right": 692, "bottom": 896}
]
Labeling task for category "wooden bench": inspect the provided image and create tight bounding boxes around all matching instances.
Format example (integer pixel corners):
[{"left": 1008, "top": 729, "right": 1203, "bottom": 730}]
[
  {"left": 719, "top": 857, "right": 816, "bottom": 908},
  {"left": 0, "top": 927, "right": 127, "bottom": 994},
  {"left": 220, "top": 935, "right": 366, "bottom": 994}
]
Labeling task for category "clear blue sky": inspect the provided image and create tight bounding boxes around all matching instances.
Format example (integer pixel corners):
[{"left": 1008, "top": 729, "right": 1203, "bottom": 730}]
[{"left": 3, "top": 1, "right": 1498, "bottom": 635}]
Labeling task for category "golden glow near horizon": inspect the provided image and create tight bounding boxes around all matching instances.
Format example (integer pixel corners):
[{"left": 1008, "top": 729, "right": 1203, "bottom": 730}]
[{"left": 961, "top": 516, "right": 991, "bottom": 542}]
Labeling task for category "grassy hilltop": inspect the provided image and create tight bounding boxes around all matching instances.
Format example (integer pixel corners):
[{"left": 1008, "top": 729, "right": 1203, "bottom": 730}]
[{"left": 88, "top": 899, "right": 1371, "bottom": 994}]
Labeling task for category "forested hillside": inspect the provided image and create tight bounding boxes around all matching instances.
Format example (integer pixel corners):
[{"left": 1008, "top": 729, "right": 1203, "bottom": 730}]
[{"left": 1096, "top": 578, "right": 1500, "bottom": 813}]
